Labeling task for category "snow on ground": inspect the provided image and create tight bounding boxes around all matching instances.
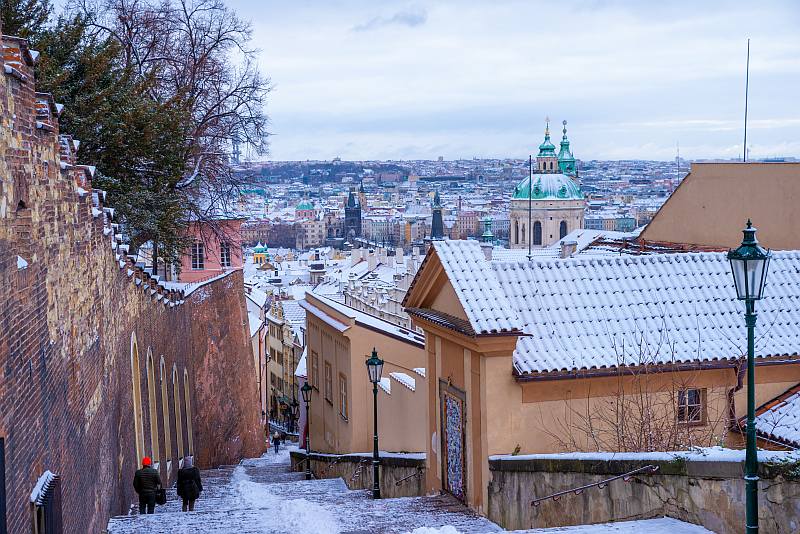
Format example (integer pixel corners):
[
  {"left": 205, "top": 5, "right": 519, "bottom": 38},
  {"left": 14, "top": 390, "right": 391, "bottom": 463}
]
[
  {"left": 401, "top": 518, "right": 712, "bottom": 534},
  {"left": 490, "top": 446, "right": 800, "bottom": 464}
]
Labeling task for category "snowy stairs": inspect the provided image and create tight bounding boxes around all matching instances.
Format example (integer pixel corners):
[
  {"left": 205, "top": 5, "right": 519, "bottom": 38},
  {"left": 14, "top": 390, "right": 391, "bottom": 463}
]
[{"left": 106, "top": 450, "right": 500, "bottom": 534}]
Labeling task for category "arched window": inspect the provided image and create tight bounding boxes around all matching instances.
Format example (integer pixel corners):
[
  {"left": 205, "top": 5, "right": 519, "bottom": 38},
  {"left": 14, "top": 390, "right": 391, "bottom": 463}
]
[
  {"left": 146, "top": 349, "right": 160, "bottom": 464},
  {"left": 514, "top": 220, "right": 519, "bottom": 244},
  {"left": 533, "top": 221, "right": 542, "bottom": 245},
  {"left": 160, "top": 358, "right": 171, "bottom": 468},
  {"left": 550, "top": 161, "right": 554, "bottom": 170},
  {"left": 183, "top": 369, "right": 194, "bottom": 456},
  {"left": 521, "top": 224, "right": 526, "bottom": 246},
  {"left": 130, "top": 334, "right": 145, "bottom": 462},
  {"left": 560, "top": 220, "right": 568, "bottom": 239},
  {"left": 173, "top": 365, "right": 184, "bottom": 459}
]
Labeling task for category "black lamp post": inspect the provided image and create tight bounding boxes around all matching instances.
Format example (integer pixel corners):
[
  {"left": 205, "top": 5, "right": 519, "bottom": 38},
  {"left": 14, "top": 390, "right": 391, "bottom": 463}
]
[
  {"left": 365, "top": 348, "right": 384, "bottom": 499},
  {"left": 300, "top": 382, "right": 313, "bottom": 481},
  {"left": 727, "top": 220, "right": 771, "bottom": 534}
]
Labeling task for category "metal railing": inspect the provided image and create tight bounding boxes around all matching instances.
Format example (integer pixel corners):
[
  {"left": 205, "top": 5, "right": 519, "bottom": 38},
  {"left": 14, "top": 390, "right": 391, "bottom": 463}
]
[
  {"left": 394, "top": 467, "right": 422, "bottom": 487},
  {"left": 350, "top": 459, "right": 371, "bottom": 483},
  {"left": 530, "top": 464, "right": 659, "bottom": 507}
]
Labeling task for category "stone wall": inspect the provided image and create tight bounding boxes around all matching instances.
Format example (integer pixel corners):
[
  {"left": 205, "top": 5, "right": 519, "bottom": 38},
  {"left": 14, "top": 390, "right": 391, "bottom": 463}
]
[
  {"left": 487, "top": 455, "right": 800, "bottom": 534},
  {"left": 290, "top": 451, "right": 426, "bottom": 498},
  {"left": 0, "top": 28, "right": 262, "bottom": 534}
]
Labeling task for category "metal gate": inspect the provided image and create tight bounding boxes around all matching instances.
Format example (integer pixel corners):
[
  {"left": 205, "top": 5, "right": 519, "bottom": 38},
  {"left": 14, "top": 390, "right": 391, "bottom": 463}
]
[{"left": 439, "top": 381, "right": 466, "bottom": 502}]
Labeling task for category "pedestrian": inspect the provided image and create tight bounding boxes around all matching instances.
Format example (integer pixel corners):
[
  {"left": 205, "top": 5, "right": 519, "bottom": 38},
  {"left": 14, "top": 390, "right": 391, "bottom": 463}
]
[
  {"left": 133, "top": 457, "right": 162, "bottom": 515},
  {"left": 272, "top": 430, "right": 281, "bottom": 454},
  {"left": 176, "top": 456, "right": 203, "bottom": 512}
]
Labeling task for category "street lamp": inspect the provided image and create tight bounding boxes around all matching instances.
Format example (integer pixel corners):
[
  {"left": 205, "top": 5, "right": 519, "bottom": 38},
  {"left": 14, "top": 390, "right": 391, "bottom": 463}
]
[
  {"left": 301, "top": 382, "right": 313, "bottom": 481},
  {"left": 727, "top": 219, "right": 771, "bottom": 534},
  {"left": 366, "top": 348, "right": 384, "bottom": 499}
]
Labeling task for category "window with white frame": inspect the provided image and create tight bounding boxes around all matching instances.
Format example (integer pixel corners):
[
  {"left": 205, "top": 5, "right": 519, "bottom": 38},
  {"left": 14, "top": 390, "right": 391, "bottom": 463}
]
[
  {"left": 191, "top": 241, "right": 205, "bottom": 270},
  {"left": 220, "top": 241, "right": 231, "bottom": 268},
  {"left": 339, "top": 374, "right": 348, "bottom": 420}
]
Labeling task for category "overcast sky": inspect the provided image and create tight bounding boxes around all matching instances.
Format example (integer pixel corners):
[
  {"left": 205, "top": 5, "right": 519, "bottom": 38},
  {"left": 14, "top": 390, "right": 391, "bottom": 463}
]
[{"left": 228, "top": 0, "right": 800, "bottom": 161}]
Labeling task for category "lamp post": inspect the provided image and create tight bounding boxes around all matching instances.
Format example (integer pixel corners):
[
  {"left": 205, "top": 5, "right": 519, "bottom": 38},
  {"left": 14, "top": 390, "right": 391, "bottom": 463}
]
[
  {"left": 300, "top": 382, "right": 313, "bottom": 481},
  {"left": 365, "top": 348, "right": 384, "bottom": 499},
  {"left": 727, "top": 220, "right": 771, "bottom": 534}
]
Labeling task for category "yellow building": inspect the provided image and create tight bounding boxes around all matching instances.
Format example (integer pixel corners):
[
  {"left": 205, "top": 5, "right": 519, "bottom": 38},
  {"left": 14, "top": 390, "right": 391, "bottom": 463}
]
[
  {"left": 253, "top": 243, "right": 269, "bottom": 264},
  {"left": 300, "top": 292, "right": 428, "bottom": 454},
  {"left": 403, "top": 240, "right": 800, "bottom": 513}
]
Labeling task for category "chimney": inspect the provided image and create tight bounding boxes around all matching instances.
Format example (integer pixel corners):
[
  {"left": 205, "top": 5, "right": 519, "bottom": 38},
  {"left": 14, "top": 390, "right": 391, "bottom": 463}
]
[
  {"left": 412, "top": 246, "right": 420, "bottom": 259},
  {"left": 395, "top": 247, "right": 404, "bottom": 264},
  {"left": 367, "top": 249, "right": 377, "bottom": 271},
  {"left": 560, "top": 240, "right": 578, "bottom": 259},
  {"left": 481, "top": 242, "right": 493, "bottom": 261}
]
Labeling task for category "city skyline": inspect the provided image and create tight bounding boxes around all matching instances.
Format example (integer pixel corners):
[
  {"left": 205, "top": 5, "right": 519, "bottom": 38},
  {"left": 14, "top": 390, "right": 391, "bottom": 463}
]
[{"left": 231, "top": 0, "right": 800, "bottom": 162}]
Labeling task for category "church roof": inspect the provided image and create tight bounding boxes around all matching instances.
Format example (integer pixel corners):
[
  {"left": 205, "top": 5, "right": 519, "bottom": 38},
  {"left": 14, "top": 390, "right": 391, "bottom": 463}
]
[
  {"left": 512, "top": 173, "right": 583, "bottom": 200},
  {"left": 296, "top": 199, "right": 315, "bottom": 210}
]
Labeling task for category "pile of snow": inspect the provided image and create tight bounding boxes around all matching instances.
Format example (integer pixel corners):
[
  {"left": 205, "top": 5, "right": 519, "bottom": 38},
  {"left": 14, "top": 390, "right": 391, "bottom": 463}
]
[{"left": 491, "top": 446, "right": 800, "bottom": 464}]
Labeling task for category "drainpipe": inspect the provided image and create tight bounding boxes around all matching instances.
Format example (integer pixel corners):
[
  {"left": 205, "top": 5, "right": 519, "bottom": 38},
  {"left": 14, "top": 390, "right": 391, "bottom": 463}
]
[{"left": 728, "top": 359, "right": 746, "bottom": 441}]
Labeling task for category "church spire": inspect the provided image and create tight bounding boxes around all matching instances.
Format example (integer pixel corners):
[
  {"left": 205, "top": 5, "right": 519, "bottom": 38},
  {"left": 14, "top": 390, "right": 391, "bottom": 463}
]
[
  {"left": 537, "top": 117, "right": 557, "bottom": 158},
  {"left": 557, "top": 119, "right": 576, "bottom": 175}
]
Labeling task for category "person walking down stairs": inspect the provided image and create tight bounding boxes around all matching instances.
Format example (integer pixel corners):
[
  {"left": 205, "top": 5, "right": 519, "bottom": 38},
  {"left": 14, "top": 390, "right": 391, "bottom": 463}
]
[
  {"left": 272, "top": 430, "right": 282, "bottom": 454},
  {"left": 177, "top": 456, "right": 203, "bottom": 512},
  {"left": 133, "top": 457, "right": 163, "bottom": 515}
]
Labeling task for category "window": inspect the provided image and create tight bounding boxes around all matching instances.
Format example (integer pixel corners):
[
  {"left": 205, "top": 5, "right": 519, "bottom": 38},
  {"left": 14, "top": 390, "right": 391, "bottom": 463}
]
[
  {"left": 31, "top": 472, "right": 62, "bottom": 534},
  {"left": 678, "top": 388, "right": 705, "bottom": 423},
  {"left": 533, "top": 221, "right": 542, "bottom": 245},
  {"left": 514, "top": 220, "right": 519, "bottom": 244},
  {"left": 339, "top": 374, "right": 348, "bottom": 420},
  {"left": 191, "top": 241, "right": 205, "bottom": 270},
  {"left": 130, "top": 334, "right": 145, "bottom": 462},
  {"left": 311, "top": 351, "right": 320, "bottom": 388},
  {"left": 220, "top": 241, "right": 231, "bottom": 268},
  {"left": 560, "top": 220, "right": 568, "bottom": 239},
  {"left": 183, "top": 369, "right": 194, "bottom": 455},
  {"left": 324, "top": 362, "right": 333, "bottom": 403}
]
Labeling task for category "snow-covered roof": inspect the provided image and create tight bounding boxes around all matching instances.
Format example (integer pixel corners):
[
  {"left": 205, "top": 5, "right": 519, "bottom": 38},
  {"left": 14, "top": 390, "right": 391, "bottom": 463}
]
[
  {"left": 309, "top": 292, "right": 425, "bottom": 347},
  {"left": 295, "top": 348, "right": 307, "bottom": 378},
  {"left": 248, "top": 312, "right": 262, "bottom": 338},
  {"left": 389, "top": 372, "right": 416, "bottom": 391},
  {"left": 431, "top": 240, "right": 523, "bottom": 334},
  {"left": 426, "top": 240, "right": 800, "bottom": 375},
  {"left": 754, "top": 385, "right": 800, "bottom": 447}
]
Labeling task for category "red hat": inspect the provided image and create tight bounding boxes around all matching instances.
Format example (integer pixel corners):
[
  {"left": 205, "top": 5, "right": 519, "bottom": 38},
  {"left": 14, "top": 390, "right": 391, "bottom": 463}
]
[{"left": 142, "top": 457, "right": 152, "bottom": 466}]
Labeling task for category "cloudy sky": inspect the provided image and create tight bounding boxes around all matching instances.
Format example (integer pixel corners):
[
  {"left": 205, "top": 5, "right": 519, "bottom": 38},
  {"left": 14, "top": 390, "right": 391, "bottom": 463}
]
[{"left": 228, "top": 0, "right": 800, "bottom": 161}]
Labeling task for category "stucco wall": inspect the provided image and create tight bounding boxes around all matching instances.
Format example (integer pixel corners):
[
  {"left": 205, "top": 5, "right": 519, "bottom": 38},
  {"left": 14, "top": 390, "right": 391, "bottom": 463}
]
[
  {"left": 487, "top": 456, "right": 800, "bottom": 533},
  {"left": 640, "top": 162, "right": 800, "bottom": 250}
]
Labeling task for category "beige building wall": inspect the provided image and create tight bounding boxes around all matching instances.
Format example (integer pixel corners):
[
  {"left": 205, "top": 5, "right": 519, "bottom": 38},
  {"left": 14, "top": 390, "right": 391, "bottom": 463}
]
[
  {"left": 509, "top": 198, "right": 584, "bottom": 249},
  {"left": 640, "top": 162, "right": 800, "bottom": 249},
  {"left": 303, "top": 293, "right": 427, "bottom": 455}
]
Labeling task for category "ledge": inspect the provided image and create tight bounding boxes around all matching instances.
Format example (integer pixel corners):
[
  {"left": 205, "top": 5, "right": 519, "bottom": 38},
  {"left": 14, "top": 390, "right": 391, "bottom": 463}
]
[{"left": 290, "top": 450, "right": 425, "bottom": 469}]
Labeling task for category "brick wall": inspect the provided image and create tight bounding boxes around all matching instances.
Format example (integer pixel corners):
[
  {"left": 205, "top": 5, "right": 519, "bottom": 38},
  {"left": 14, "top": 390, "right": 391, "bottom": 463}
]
[{"left": 0, "top": 28, "right": 262, "bottom": 534}]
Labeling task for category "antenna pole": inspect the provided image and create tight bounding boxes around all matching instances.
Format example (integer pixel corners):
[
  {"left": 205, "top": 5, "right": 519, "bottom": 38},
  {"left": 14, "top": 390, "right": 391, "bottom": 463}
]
[
  {"left": 527, "top": 154, "right": 532, "bottom": 261},
  {"left": 743, "top": 38, "right": 750, "bottom": 162}
]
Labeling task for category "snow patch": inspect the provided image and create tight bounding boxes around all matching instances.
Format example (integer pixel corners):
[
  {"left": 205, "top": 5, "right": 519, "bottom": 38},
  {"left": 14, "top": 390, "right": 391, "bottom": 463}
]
[{"left": 17, "top": 255, "right": 28, "bottom": 270}]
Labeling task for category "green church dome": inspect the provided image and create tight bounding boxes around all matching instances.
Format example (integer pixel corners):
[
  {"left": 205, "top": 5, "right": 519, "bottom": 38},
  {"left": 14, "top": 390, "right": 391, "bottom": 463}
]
[
  {"left": 296, "top": 199, "right": 315, "bottom": 210},
  {"left": 512, "top": 173, "right": 583, "bottom": 200}
]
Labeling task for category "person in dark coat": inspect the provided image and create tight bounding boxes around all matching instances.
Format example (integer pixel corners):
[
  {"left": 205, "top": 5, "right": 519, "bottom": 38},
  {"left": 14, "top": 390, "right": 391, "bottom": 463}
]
[
  {"left": 272, "top": 430, "right": 281, "bottom": 454},
  {"left": 176, "top": 456, "right": 203, "bottom": 512},
  {"left": 133, "top": 457, "right": 162, "bottom": 515}
]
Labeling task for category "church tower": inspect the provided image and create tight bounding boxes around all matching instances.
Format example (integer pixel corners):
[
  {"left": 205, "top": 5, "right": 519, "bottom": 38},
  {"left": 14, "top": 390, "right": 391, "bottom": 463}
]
[
  {"left": 431, "top": 190, "right": 444, "bottom": 239},
  {"left": 509, "top": 120, "right": 585, "bottom": 249},
  {"left": 344, "top": 188, "right": 361, "bottom": 241}
]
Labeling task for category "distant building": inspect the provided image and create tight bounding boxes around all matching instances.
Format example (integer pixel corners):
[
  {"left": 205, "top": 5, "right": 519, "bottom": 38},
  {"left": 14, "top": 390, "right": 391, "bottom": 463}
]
[
  {"left": 509, "top": 120, "right": 584, "bottom": 249},
  {"left": 431, "top": 191, "right": 444, "bottom": 239},
  {"left": 344, "top": 188, "right": 362, "bottom": 241},
  {"left": 179, "top": 217, "right": 245, "bottom": 282}
]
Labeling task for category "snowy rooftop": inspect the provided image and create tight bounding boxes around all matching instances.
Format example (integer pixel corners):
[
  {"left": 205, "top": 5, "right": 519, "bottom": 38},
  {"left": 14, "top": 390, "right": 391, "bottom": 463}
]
[
  {"left": 307, "top": 292, "right": 425, "bottom": 347},
  {"left": 753, "top": 385, "right": 800, "bottom": 447},
  {"left": 424, "top": 240, "right": 800, "bottom": 375}
]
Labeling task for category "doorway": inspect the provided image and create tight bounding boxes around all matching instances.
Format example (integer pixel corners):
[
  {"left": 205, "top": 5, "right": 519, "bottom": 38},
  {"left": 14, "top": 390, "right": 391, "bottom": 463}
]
[{"left": 439, "top": 381, "right": 466, "bottom": 502}]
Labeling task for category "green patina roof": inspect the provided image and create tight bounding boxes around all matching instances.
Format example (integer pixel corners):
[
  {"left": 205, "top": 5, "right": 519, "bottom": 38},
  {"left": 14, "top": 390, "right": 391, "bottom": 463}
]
[
  {"left": 296, "top": 199, "right": 315, "bottom": 210},
  {"left": 512, "top": 173, "right": 583, "bottom": 200},
  {"left": 537, "top": 120, "right": 557, "bottom": 157}
]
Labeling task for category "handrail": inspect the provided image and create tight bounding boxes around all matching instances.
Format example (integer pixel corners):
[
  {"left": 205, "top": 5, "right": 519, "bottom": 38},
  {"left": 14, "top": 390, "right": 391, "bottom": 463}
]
[
  {"left": 530, "top": 464, "right": 659, "bottom": 507},
  {"left": 350, "top": 459, "right": 371, "bottom": 483},
  {"left": 394, "top": 467, "right": 422, "bottom": 487}
]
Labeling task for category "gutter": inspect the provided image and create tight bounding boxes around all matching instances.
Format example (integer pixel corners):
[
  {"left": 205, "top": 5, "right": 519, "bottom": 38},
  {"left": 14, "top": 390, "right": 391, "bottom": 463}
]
[{"left": 514, "top": 357, "right": 800, "bottom": 383}]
